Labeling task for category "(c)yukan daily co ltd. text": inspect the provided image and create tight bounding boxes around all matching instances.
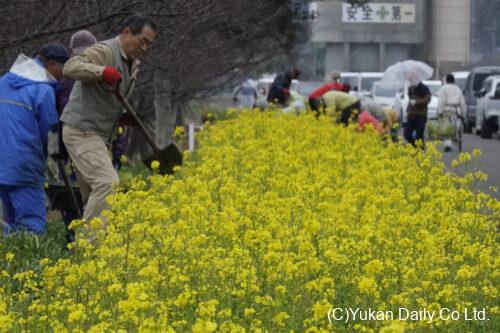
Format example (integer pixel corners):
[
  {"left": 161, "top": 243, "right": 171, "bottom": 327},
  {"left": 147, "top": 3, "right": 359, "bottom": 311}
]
[{"left": 328, "top": 307, "right": 489, "bottom": 324}]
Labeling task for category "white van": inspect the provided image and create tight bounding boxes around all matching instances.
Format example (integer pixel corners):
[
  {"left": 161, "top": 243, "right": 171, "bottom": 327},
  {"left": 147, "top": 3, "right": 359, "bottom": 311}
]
[
  {"left": 359, "top": 72, "right": 384, "bottom": 98},
  {"left": 340, "top": 72, "right": 360, "bottom": 91},
  {"left": 451, "top": 71, "right": 469, "bottom": 91},
  {"left": 340, "top": 72, "right": 383, "bottom": 98}
]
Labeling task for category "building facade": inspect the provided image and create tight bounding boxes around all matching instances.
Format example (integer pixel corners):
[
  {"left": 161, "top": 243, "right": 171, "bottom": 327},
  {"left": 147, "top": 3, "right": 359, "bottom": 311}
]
[
  {"left": 430, "top": 0, "right": 471, "bottom": 75},
  {"left": 309, "top": 0, "right": 481, "bottom": 79},
  {"left": 311, "top": 0, "right": 427, "bottom": 79}
]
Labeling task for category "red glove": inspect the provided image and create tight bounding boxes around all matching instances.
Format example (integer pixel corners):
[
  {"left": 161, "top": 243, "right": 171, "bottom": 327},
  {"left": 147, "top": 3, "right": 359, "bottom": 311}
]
[
  {"left": 282, "top": 88, "right": 289, "bottom": 95},
  {"left": 102, "top": 67, "right": 122, "bottom": 86}
]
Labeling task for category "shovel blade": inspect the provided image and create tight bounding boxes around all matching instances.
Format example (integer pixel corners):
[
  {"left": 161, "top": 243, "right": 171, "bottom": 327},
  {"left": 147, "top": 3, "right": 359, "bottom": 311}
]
[{"left": 142, "top": 142, "right": 183, "bottom": 175}]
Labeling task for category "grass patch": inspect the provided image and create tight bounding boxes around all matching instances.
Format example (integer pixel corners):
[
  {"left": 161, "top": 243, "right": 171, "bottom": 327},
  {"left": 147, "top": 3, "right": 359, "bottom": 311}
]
[{"left": 0, "top": 215, "right": 69, "bottom": 275}]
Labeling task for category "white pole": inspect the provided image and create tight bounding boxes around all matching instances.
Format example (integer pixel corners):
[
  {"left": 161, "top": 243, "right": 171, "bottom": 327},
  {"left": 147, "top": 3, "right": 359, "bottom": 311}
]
[{"left": 188, "top": 123, "right": 195, "bottom": 152}]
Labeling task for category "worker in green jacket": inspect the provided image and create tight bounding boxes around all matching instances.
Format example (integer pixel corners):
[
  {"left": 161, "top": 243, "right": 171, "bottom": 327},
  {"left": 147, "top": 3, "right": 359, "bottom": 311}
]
[{"left": 322, "top": 86, "right": 361, "bottom": 125}]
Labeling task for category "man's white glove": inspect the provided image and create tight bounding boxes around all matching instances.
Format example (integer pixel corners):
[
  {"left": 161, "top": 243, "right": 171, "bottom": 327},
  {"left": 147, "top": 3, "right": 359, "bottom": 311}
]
[{"left": 409, "top": 99, "right": 417, "bottom": 106}]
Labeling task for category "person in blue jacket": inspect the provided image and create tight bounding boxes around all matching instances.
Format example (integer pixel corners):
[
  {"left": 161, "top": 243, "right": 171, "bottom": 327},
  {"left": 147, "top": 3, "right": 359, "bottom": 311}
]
[{"left": 0, "top": 43, "right": 69, "bottom": 235}]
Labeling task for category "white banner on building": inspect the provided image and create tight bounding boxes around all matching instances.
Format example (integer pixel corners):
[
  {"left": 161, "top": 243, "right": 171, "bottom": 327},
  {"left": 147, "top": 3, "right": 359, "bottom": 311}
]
[{"left": 342, "top": 3, "right": 416, "bottom": 24}]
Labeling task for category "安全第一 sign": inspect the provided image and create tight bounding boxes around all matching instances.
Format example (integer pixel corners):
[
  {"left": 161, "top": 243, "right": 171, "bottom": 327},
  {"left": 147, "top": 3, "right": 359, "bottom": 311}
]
[{"left": 342, "top": 3, "right": 416, "bottom": 23}]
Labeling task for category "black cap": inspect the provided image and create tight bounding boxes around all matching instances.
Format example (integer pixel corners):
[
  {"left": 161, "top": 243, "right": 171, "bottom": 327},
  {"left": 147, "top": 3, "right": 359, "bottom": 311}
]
[{"left": 40, "top": 43, "right": 70, "bottom": 64}]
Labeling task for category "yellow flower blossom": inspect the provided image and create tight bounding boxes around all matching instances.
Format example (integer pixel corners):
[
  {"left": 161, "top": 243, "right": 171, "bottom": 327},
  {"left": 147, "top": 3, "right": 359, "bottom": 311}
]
[
  {"left": 5, "top": 253, "right": 14, "bottom": 263},
  {"left": 150, "top": 160, "right": 160, "bottom": 170},
  {"left": 0, "top": 110, "right": 497, "bottom": 332},
  {"left": 174, "top": 126, "right": 185, "bottom": 138}
]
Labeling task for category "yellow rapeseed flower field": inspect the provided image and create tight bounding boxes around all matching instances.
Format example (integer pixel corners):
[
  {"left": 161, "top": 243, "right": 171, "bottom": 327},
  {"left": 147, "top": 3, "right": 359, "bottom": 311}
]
[{"left": 0, "top": 110, "right": 498, "bottom": 332}]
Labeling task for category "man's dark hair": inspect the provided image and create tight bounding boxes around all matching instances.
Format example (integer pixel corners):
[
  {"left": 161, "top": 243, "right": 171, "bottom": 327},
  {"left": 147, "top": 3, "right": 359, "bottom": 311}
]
[
  {"left": 446, "top": 74, "right": 455, "bottom": 84},
  {"left": 119, "top": 14, "right": 157, "bottom": 35}
]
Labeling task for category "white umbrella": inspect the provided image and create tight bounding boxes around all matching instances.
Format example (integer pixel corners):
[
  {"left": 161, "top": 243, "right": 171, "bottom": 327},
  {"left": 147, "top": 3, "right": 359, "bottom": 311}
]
[{"left": 380, "top": 60, "right": 434, "bottom": 89}]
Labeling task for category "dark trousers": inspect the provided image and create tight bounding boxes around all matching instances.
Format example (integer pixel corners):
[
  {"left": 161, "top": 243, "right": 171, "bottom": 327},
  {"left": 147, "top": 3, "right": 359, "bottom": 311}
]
[
  {"left": 404, "top": 114, "right": 427, "bottom": 147},
  {"left": 339, "top": 100, "right": 361, "bottom": 126},
  {"left": 308, "top": 97, "right": 319, "bottom": 111}
]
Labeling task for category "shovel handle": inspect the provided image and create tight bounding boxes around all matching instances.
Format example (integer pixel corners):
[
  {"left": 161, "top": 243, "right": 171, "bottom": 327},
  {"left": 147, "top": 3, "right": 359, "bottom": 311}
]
[
  {"left": 57, "top": 160, "right": 82, "bottom": 219},
  {"left": 113, "top": 89, "right": 162, "bottom": 159}
]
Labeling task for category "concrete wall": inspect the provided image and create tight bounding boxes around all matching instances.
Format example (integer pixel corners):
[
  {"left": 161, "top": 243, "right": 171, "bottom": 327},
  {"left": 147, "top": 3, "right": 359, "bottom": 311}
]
[
  {"left": 351, "top": 43, "right": 379, "bottom": 71},
  {"left": 385, "top": 43, "right": 410, "bottom": 68},
  {"left": 430, "top": 0, "right": 471, "bottom": 76},
  {"left": 324, "top": 43, "right": 345, "bottom": 76}
]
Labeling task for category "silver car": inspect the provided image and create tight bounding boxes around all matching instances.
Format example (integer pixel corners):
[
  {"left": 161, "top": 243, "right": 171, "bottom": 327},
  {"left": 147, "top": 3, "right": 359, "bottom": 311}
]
[
  {"left": 475, "top": 75, "right": 500, "bottom": 138},
  {"left": 463, "top": 66, "right": 500, "bottom": 132}
]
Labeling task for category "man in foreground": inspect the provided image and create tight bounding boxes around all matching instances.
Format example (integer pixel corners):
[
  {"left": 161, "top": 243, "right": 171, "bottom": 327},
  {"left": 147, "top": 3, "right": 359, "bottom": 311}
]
[{"left": 61, "top": 15, "right": 156, "bottom": 228}]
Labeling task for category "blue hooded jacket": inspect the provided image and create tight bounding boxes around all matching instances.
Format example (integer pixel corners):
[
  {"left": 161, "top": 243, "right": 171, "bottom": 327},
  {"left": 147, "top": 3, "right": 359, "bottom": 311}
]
[{"left": 0, "top": 54, "right": 58, "bottom": 187}]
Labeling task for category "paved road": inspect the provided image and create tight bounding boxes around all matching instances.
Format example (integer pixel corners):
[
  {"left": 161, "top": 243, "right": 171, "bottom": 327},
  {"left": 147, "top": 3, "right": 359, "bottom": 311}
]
[{"left": 434, "top": 133, "right": 500, "bottom": 199}]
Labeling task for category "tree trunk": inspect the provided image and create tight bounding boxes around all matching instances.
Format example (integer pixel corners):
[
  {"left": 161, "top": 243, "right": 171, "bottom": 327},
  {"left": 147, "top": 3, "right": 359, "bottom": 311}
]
[{"left": 154, "top": 71, "right": 175, "bottom": 149}]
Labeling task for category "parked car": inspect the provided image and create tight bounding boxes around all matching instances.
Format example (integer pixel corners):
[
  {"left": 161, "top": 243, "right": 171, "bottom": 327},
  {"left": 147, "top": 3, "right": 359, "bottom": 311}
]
[
  {"left": 423, "top": 80, "right": 442, "bottom": 120},
  {"left": 358, "top": 72, "right": 384, "bottom": 98},
  {"left": 340, "top": 72, "right": 383, "bottom": 98},
  {"left": 297, "top": 81, "right": 325, "bottom": 97},
  {"left": 370, "top": 82, "right": 398, "bottom": 108},
  {"left": 394, "top": 80, "right": 441, "bottom": 123},
  {"left": 340, "top": 72, "right": 360, "bottom": 91},
  {"left": 463, "top": 66, "right": 500, "bottom": 132},
  {"left": 452, "top": 71, "right": 469, "bottom": 91},
  {"left": 393, "top": 82, "right": 409, "bottom": 124},
  {"left": 475, "top": 75, "right": 500, "bottom": 138}
]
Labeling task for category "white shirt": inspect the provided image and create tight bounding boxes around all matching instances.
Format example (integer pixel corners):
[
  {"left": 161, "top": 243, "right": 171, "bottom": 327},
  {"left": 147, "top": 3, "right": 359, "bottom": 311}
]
[{"left": 437, "top": 83, "right": 466, "bottom": 116}]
